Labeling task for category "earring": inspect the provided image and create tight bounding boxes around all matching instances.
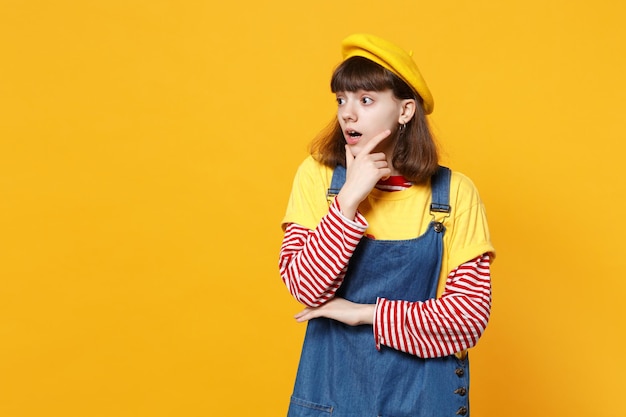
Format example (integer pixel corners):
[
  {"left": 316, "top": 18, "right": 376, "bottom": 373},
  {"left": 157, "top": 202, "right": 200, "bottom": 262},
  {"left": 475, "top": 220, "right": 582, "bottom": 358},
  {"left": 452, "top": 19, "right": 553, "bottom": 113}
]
[{"left": 399, "top": 122, "right": 406, "bottom": 132}]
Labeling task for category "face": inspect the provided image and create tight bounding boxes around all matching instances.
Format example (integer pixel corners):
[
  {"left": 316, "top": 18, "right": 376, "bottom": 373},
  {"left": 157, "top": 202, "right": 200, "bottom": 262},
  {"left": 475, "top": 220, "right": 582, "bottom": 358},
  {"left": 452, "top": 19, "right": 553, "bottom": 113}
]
[{"left": 336, "top": 89, "right": 412, "bottom": 157}]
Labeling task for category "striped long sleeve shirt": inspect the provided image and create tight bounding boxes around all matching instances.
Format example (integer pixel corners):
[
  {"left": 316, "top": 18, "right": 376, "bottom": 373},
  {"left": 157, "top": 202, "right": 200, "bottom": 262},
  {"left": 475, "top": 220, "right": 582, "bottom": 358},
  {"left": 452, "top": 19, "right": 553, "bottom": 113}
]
[{"left": 279, "top": 197, "right": 492, "bottom": 358}]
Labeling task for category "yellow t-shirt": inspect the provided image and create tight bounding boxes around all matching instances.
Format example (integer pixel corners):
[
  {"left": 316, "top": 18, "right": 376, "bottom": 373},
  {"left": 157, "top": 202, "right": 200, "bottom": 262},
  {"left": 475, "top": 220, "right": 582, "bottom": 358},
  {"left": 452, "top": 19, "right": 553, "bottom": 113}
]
[{"left": 282, "top": 156, "right": 495, "bottom": 297}]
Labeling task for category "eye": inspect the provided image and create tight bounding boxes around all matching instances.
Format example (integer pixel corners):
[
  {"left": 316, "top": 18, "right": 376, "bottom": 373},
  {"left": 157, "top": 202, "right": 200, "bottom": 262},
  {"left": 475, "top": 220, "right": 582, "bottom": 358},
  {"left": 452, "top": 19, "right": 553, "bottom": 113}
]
[
  {"left": 336, "top": 97, "right": 346, "bottom": 106},
  {"left": 361, "top": 97, "right": 374, "bottom": 105}
]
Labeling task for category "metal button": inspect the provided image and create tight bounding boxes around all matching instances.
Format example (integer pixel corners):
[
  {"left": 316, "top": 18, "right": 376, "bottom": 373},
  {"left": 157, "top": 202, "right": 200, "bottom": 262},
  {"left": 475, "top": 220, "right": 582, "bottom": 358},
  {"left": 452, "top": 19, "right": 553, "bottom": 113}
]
[
  {"left": 454, "top": 387, "right": 467, "bottom": 396},
  {"left": 455, "top": 367, "right": 464, "bottom": 377},
  {"left": 456, "top": 406, "right": 468, "bottom": 415},
  {"left": 434, "top": 222, "right": 444, "bottom": 233}
]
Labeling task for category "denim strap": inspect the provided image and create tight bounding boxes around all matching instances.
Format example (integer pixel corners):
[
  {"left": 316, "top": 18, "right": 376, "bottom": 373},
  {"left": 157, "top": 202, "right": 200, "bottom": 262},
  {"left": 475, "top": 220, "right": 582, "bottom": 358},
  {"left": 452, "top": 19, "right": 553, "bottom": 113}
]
[
  {"left": 430, "top": 166, "right": 451, "bottom": 214},
  {"left": 326, "top": 165, "right": 346, "bottom": 204}
]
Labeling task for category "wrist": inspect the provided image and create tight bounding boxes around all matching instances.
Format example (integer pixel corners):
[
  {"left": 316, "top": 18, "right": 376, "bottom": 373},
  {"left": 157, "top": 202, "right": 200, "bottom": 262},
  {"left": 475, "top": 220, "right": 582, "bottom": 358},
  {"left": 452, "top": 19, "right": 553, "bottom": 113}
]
[
  {"left": 358, "top": 304, "right": 376, "bottom": 325},
  {"left": 336, "top": 193, "right": 359, "bottom": 220}
]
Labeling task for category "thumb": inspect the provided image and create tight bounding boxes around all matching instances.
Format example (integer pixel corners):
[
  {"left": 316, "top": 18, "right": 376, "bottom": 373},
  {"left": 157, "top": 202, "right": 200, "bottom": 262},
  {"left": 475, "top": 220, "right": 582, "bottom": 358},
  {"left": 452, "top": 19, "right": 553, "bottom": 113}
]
[{"left": 345, "top": 145, "right": 355, "bottom": 170}]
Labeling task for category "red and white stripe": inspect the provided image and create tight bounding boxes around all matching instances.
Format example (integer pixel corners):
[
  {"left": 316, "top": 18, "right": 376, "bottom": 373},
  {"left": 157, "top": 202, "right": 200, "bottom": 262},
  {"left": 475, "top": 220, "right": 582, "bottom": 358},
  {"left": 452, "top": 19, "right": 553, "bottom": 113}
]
[
  {"left": 279, "top": 199, "right": 367, "bottom": 307},
  {"left": 374, "top": 254, "right": 491, "bottom": 357}
]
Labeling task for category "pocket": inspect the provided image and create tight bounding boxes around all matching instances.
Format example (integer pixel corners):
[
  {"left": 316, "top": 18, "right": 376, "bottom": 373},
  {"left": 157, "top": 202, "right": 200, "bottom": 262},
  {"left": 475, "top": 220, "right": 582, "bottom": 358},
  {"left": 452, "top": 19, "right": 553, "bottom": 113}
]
[{"left": 288, "top": 396, "right": 333, "bottom": 416}]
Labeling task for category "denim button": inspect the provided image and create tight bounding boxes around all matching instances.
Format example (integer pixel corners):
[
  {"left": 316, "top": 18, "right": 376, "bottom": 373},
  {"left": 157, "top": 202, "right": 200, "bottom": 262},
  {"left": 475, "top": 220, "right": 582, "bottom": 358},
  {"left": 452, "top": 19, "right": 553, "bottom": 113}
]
[
  {"left": 456, "top": 406, "right": 468, "bottom": 415},
  {"left": 455, "top": 368, "right": 464, "bottom": 377},
  {"left": 454, "top": 387, "right": 467, "bottom": 396},
  {"left": 434, "top": 222, "right": 444, "bottom": 233}
]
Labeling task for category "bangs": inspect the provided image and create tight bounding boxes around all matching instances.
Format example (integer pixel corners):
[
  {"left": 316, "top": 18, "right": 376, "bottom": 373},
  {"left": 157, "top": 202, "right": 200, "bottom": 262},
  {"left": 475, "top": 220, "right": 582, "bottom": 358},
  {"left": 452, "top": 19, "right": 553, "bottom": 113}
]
[{"left": 330, "top": 56, "right": 395, "bottom": 93}]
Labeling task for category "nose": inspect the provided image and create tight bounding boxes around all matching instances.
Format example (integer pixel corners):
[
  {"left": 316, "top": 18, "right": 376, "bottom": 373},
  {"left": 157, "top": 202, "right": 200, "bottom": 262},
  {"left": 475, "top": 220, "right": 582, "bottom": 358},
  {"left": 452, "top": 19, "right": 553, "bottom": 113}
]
[{"left": 340, "top": 100, "right": 357, "bottom": 123}]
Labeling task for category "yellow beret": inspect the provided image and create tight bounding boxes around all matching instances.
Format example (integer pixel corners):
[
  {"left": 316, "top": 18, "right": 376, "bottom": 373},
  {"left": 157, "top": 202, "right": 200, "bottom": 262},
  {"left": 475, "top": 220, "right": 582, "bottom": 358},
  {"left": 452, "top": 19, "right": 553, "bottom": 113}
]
[{"left": 341, "top": 33, "right": 434, "bottom": 114}]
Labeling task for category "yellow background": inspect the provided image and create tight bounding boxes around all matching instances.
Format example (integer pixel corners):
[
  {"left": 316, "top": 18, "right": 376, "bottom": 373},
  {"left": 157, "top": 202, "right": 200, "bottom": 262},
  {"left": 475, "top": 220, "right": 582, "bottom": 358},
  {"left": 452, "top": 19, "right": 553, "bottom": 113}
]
[{"left": 1, "top": 1, "right": 625, "bottom": 416}]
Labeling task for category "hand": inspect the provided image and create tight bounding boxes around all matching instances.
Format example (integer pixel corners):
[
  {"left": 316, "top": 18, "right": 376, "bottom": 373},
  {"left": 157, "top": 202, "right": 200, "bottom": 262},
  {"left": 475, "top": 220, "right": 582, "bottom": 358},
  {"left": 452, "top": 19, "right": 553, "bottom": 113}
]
[
  {"left": 337, "top": 129, "right": 392, "bottom": 219},
  {"left": 295, "top": 298, "right": 375, "bottom": 326}
]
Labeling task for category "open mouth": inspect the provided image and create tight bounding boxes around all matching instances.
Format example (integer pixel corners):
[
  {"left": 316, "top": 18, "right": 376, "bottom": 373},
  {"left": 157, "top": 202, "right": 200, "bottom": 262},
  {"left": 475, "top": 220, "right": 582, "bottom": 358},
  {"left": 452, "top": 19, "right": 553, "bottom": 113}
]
[{"left": 346, "top": 130, "right": 362, "bottom": 139}]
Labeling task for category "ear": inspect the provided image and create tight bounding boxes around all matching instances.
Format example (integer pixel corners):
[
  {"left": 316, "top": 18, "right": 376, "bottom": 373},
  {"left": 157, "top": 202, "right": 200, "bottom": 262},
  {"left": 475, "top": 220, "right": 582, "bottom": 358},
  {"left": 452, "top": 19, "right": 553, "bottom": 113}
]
[{"left": 398, "top": 99, "right": 416, "bottom": 124}]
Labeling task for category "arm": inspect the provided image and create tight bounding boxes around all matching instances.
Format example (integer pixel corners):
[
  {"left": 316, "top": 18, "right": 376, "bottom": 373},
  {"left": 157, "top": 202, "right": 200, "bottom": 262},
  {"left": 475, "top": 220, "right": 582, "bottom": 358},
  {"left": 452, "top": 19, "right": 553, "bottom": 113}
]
[
  {"left": 279, "top": 198, "right": 367, "bottom": 307},
  {"left": 374, "top": 253, "right": 492, "bottom": 357},
  {"left": 295, "top": 254, "right": 492, "bottom": 358},
  {"left": 280, "top": 130, "right": 394, "bottom": 307}
]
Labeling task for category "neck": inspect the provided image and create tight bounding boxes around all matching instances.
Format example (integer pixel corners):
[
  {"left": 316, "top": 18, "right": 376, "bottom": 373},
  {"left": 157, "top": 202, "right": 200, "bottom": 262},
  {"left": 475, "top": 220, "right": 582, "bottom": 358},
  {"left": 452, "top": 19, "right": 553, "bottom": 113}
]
[{"left": 380, "top": 132, "right": 400, "bottom": 175}]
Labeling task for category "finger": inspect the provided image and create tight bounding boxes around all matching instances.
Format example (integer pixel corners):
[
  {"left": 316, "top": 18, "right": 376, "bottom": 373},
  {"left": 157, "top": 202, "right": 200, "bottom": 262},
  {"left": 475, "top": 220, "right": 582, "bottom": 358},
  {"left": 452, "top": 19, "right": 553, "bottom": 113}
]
[
  {"left": 370, "top": 153, "right": 389, "bottom": 163},
  {"left": 294, "top": 308, "right": 309, "bottom": 319},
  {"left": 294, "top": 308, "right": 316, "bottom": 322},
  {"left": 360, "top": 129, "right": 391, "bottom": 155}
]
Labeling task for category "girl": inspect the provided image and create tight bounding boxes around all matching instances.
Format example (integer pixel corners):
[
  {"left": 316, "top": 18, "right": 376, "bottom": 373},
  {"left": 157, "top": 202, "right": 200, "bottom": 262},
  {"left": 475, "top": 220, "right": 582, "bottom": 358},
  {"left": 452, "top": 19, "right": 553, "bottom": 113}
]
[{"left": 279, "top": 33, "right": 494, "bottom": 417}]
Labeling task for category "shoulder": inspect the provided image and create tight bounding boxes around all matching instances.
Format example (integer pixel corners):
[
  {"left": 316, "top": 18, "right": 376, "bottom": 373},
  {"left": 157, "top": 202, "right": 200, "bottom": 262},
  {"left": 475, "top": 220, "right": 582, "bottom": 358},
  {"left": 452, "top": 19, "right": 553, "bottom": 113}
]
[
  {"left": 448, "top": 170, "right": 484, "bottom": 208},
  {"left": 292, "top": 155, "right": 335, "bottom": 189},
  {"left": 282, "top": 156, "right": 337, "bottom": 230},
  {"left": 297, "top": 155, "right": 333, "bottom": 175},
  {"left": 443, "top": 169, "right": 495, "bottom": 269}
]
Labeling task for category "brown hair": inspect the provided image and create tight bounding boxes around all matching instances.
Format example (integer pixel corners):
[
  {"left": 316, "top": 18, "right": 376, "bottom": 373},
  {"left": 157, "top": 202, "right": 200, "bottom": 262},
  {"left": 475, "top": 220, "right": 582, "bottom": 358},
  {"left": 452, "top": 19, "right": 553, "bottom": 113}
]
[{"left": 310, "top": 56, "right": 439, "bottom": 184}]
